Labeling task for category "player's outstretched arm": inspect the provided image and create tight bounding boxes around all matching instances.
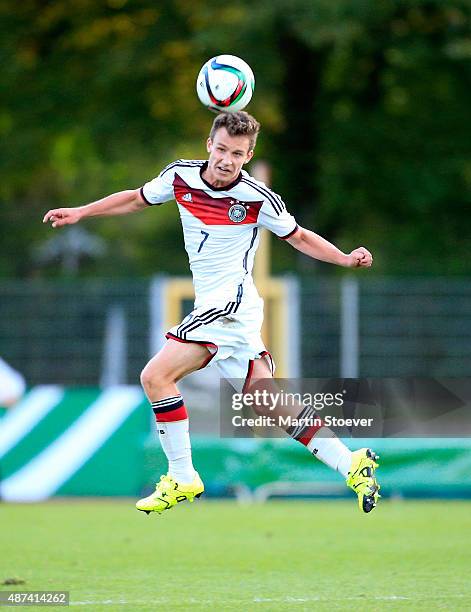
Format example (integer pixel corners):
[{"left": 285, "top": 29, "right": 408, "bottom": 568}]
[
  {"left": 286, "top": 226, "right": 373, "bottom": 268},
  {"left": 43, "top": 189, "right": 147, "bottom": 228}
]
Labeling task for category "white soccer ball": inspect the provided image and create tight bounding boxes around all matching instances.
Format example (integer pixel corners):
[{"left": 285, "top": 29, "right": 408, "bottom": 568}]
[{"left": 196, "top": 55, "right": 255, "bottom": 113}]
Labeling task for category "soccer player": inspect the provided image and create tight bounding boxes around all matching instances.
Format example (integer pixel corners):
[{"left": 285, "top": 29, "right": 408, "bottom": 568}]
[{"left": 43, "top": 112, "right": 380, "bottom": 514}]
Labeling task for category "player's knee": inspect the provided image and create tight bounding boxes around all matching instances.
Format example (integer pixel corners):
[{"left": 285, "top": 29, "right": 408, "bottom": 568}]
[
  {"left": 140, "top": 362, "right": 168, "bottom": 395},
  {"left": 139, "top": 366, "right": 152, "bottom": 394}
]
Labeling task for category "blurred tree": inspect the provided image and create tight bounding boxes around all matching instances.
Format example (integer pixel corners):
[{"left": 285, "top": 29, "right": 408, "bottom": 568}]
[{"left": 0, "top": 0, "right": 470, "bottom": 277}]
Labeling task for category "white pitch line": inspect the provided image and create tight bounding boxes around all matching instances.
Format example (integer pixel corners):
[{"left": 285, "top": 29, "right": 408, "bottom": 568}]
[
  {"left": 253, "top": 594, "right": 468, "bottom": 603},
  {"left": 68, "top": 593, "right": 470, "bottom": 606},
  {"left": 70, "top": 601, "right": 129, "bottom": 606}
]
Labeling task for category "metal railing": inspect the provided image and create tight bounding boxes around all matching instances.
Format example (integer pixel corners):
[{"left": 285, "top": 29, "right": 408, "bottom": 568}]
[
  {"left": 301, "top": 276, "right": 471, "bottom": 377},
  {"left": 0, "top": 280, "right": 150, "bottom": 385},
  {"left": 1, "top": 276, "right": 469, "bottom": 384}
]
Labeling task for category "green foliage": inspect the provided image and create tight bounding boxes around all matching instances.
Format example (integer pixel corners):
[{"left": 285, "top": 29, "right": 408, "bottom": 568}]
[
  {"left": 313, "top": 0, "right": 471, "bottom": 274},
  {"left": 1, "top": 1, "right": 470, "bottom": 277}
]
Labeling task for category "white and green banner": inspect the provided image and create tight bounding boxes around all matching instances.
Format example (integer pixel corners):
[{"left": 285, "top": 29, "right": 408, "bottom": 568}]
[
  {"left": 2, "top": 387, "right": 471, "bottom": 501},
  {"left": 0, "top": 386, "right": 149, "bottom": 501}
]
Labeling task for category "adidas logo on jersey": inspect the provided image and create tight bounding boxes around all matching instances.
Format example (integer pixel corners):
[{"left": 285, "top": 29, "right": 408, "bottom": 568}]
[{"left": 182, "top": 193, "right": 193, "bottom": 202}]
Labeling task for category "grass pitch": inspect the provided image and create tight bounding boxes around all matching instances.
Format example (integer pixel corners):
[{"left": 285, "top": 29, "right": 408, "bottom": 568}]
[{"left": 1, "top": 499, "right": 470, "bottom": 611}]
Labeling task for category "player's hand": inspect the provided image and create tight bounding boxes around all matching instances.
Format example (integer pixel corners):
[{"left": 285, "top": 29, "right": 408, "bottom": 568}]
[
  {"left": 346, "top": 247, "right": 373, "bottom": 268},
  {"left": 42, "top": 207, "right": 82, "bottom": 228}
]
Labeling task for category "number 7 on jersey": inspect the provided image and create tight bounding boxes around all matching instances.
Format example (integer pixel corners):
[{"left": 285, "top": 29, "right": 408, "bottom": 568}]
[{"left": 198, "top": 230, "right": 209, "bottom": 253}]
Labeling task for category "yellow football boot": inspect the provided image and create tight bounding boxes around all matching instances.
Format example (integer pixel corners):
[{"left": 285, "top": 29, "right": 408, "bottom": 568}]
[
  {"left": 346, "top": 448, "right": 380, "bottom": 513},
  {"left": 136, "top": 472, "right": 204, "bottom": 515}
]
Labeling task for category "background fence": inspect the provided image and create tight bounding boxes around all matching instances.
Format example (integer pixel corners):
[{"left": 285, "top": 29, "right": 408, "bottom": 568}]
[
  {"left": 0, "top": 280, "right": 150, "bottom": 386},
  {"left": 1, "top": 276, "right": 470, "bottom": 501},
  {"left": 302, "top": 277, "right": 471, "bottom": 377},
  {"left": 1, "top": 276, "right": 470, "bottom": 385}
]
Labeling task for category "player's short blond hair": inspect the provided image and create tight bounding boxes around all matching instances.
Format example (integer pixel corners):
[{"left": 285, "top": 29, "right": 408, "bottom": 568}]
[{"left": 209, "top": 111, "right": 260, "bottom": 151}]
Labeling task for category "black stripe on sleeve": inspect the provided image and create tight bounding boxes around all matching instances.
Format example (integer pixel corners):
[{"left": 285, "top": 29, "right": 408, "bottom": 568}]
[
  {"left": 140, "top": 186, "right": 154, "bottom": 206},
  {"left": 279, "top": 224, "right": 299, "bottom": 240},
  {"left": 160, "top": 160, "right": 205, "bottom": 178},
  {"left": 241, "top": 178, "right": 285, "bottom": 215},
  {"left": 140, "top": 186, "right": 167, "bottom": 206}
]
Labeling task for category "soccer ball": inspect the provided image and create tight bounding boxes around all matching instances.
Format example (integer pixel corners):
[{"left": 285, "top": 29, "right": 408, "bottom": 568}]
[{"left": 196, "top": 55, "right": 255, "bottom": 113}]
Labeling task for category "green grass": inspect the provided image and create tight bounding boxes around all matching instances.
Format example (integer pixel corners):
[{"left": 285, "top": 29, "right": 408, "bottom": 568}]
[{"left": 1, "top": 500, "right": 470, "bottom": 611}]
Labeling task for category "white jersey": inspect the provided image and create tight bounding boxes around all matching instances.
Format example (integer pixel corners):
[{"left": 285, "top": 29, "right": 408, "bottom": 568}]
[{"left": 141, "top": 159, "right": 298, "bottom": 308}]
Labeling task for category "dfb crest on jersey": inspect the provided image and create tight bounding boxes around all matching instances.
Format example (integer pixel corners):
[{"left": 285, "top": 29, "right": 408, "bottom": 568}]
[{"left": 228, "top": 203, "right": 247, "bottom": 223}]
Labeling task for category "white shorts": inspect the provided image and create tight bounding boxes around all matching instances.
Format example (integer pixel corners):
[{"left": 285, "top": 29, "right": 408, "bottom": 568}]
[{"left": 166, "top": 298, "right": 274, "bottom": 391}]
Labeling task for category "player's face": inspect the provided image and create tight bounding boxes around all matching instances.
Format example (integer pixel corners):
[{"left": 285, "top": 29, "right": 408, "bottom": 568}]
[{"left": 204, "top": 128, "right": 254, "bottom": 187}]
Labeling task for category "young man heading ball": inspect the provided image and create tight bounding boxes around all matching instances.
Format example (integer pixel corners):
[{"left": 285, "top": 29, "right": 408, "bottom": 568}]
[{"left": 43, "top": 111, "right": 380, "bottom": 515}]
